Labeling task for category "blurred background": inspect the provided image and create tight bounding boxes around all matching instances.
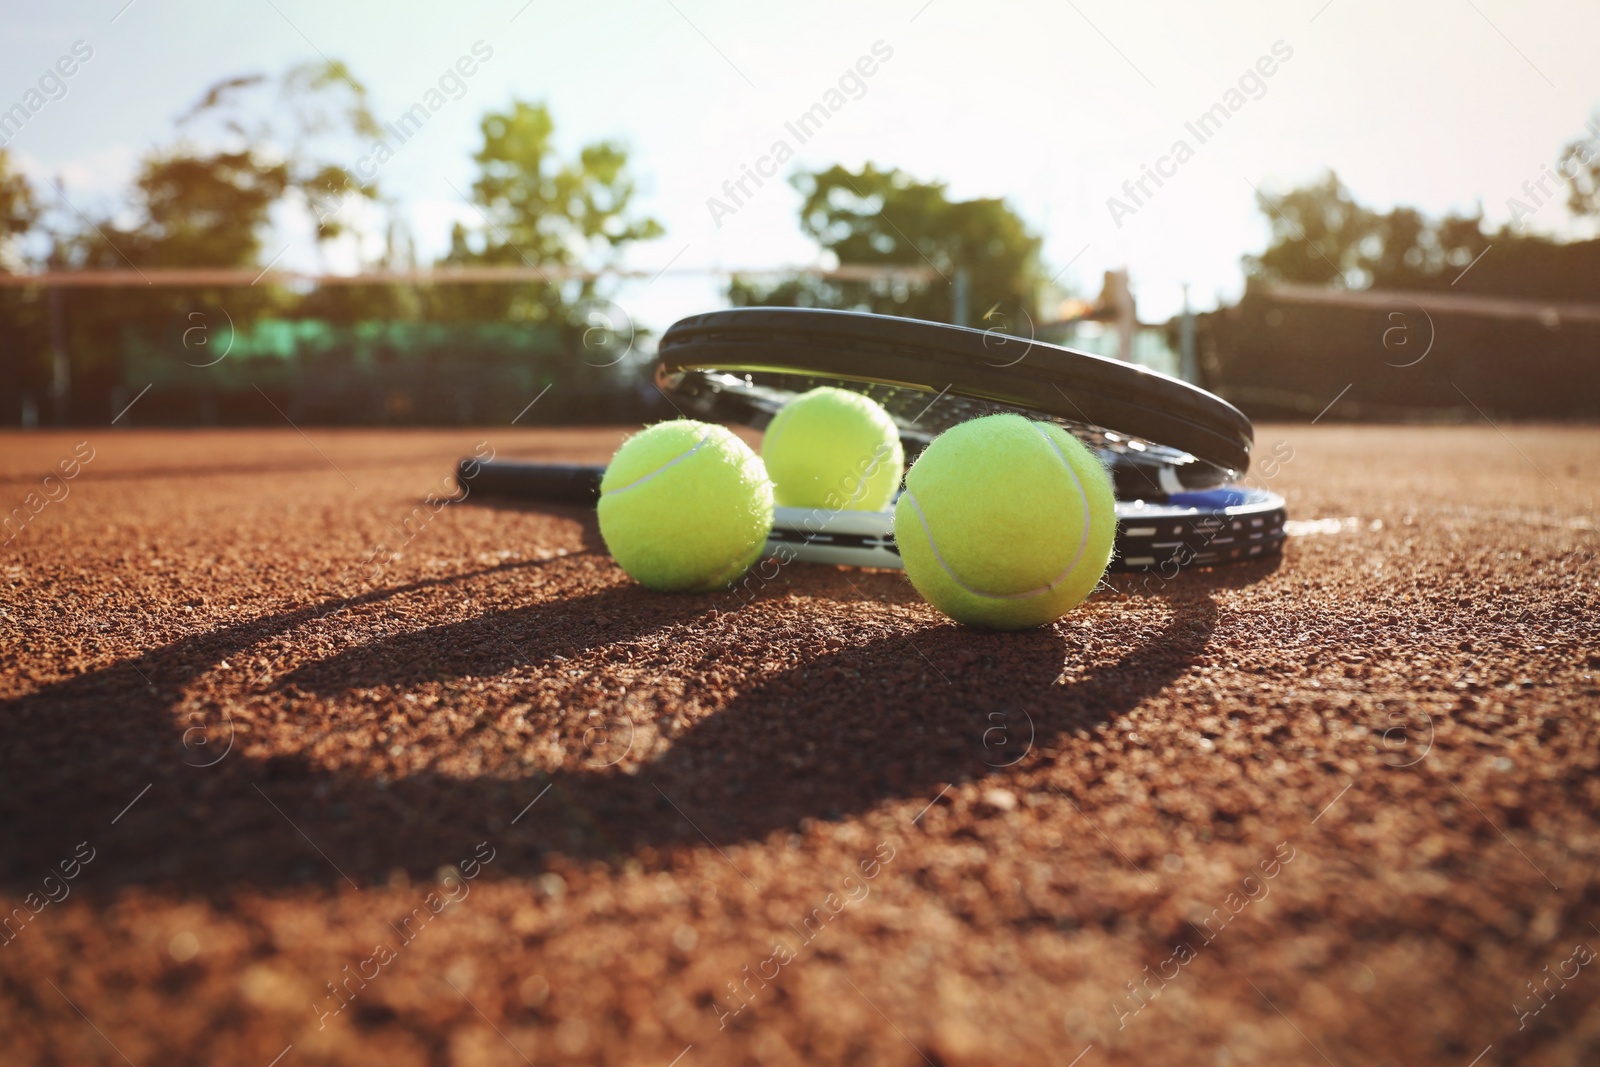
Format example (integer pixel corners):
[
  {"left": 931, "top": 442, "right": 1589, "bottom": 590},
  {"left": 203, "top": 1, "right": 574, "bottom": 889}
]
[{"left": 2, "top": 0, "right": 1598, "bottom": 428}]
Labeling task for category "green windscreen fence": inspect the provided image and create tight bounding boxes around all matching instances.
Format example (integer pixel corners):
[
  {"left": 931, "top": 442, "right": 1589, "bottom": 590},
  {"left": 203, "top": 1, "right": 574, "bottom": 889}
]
[{"left": 115, "top": 318, "right": 655, "bottom": 425}]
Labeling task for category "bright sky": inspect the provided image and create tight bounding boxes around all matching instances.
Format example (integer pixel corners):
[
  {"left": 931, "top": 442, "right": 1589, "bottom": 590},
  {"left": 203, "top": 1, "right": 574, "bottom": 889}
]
[{"left": 4, "top": 0, "right": 1597, "bottom": 326}]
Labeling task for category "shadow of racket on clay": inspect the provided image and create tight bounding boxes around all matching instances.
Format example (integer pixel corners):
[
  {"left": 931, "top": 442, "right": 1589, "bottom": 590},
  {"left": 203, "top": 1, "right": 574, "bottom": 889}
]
[{"left": 0, "top": 549, "right": 1258, "bottom": 897}]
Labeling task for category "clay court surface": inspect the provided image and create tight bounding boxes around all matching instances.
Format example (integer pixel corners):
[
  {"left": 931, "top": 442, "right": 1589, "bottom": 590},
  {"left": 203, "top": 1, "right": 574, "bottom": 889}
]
[{"left": 1, "top": 423, "right": 1597, "bottom": 1066}]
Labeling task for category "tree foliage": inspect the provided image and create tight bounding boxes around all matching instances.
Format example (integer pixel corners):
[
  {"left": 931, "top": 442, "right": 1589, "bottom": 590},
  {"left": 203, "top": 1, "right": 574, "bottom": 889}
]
[
  {"left": 1, "top": 67, "right": 673, "bottom": 421},
  {"left": 0, "top": 148, "right": 38, "bottom": 272},
  {"left": 729, "top": 163, "right": 1041, "bottom": 324},
  {"left": 173, "top": 61, "right": 382, "bottom": 253},
  {"left": 433, "top": 100, "right": 662, "bottom": 324},
  {"left": 1239, "top": 169, "right": 1600, "bottom": 304},
  {"left": 131, "top": 151, "right": 290, "bottom": 268},
  {"left": 1559, "top": 116, "right": 1600, "bottom": 219},
  {"left": 1244, "top": 170, "right": 1491, "bottom": 289},
  {"left": 3, "top": 60, "right": 388, "bottom": 413}
]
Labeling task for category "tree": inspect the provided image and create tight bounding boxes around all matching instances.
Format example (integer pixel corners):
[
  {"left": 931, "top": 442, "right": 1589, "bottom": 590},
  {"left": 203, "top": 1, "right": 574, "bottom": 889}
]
[
  {"left": 67, "top": 59, "right": 385, "bottom": 278},
  {"left": 128, "top": 150, "right": 289, "bottom": 268},
  {"left": 0, "top": 150, "right": 43, "bottom": 420},
  {"left": 22, "top": 59, "right": 384, "bottom": 420},
  {"left": 729, "top": 163, "right": 1042, "bottom": 324},
  {"left": 1243, "top": 171, "right": 1370, "bottom": 286},
  {"left": 173, "top": 61, "right": 383, "bottom": 258},
  {"left": 1560, "top": 114, "right": 1600, "bottom": 220},
  {"left": 432, "top": 100, "right": 663, "bottom": 325},
  {"left": 0, "top": 148, "right": 37, "bottom": 272},
  {"left": 1243, "top": 170, "right": 1489, "bottom": 290}
]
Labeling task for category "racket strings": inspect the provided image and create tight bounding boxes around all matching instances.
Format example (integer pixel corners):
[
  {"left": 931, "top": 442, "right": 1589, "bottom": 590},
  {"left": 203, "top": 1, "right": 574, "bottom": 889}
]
[{"left": 667, "top": 369, "right": 1177, "bottom": 457}]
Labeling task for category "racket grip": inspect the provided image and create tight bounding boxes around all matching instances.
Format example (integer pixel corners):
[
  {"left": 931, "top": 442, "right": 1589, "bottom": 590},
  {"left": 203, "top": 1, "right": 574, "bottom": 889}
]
[{"left": 459, "top": 459, "right": 605, "bottom": 503}]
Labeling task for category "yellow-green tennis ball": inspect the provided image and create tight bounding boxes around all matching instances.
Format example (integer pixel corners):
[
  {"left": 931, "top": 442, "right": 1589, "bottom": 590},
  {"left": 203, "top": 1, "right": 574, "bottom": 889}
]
[
  {"left": 761, "top": 387, "right": 904, "bottom": 511},
  {"left": 598, "top": 420, "right": 774, "bottom": 593},
  {"left": 893, "top": 413, "right": 1116, "bottom": 630}
]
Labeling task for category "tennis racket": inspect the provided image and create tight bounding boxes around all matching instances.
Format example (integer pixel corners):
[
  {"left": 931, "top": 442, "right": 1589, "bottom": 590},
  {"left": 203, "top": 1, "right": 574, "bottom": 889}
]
[{"left": 460, "top": 308, "right": 1286, "bottom": 572}]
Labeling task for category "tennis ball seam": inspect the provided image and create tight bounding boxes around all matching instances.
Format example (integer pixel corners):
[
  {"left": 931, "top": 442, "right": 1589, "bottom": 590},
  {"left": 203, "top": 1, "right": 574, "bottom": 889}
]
[
  {"left": 600, "top": 430, "right": 714, "bottom": 497},
  {"left": 902, "top": 422, "right": 1092, "bottom": 601}
]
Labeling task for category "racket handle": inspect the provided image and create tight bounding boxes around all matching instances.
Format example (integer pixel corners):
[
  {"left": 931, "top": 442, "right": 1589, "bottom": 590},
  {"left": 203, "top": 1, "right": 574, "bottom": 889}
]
[{"left": 459, "top": 459, "right": 605, "bottom": 503}]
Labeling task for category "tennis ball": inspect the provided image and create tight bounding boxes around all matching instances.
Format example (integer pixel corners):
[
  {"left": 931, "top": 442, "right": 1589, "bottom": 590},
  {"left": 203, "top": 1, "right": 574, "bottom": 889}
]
[
  {"left": 598, "top": 420, "right": 774, "bottom": 593},
  {"left": 893, "top": 413, "right": 1116, "bottom": 630},
  {"left": 761, "top": 387, "right": 904, "bottom": 511}
]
